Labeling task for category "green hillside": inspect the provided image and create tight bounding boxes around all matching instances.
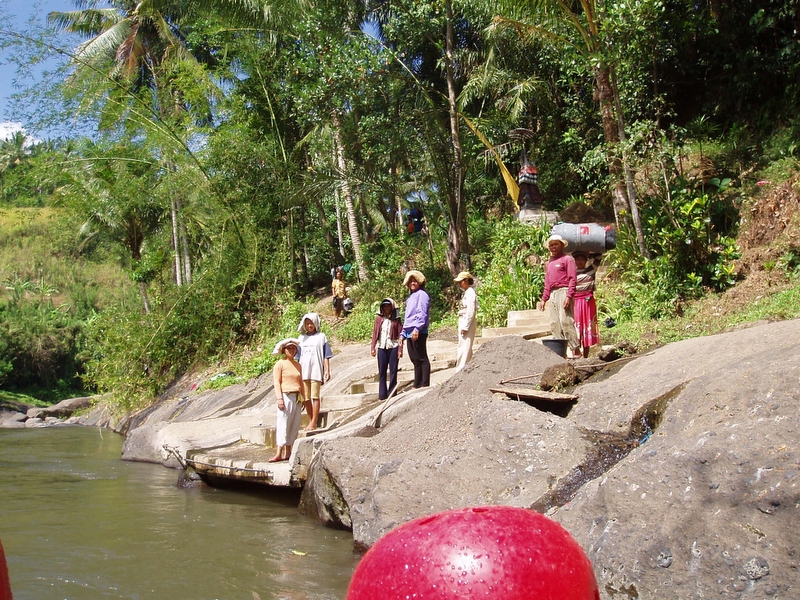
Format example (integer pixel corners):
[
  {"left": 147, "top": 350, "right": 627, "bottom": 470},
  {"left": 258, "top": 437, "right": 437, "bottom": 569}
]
[{"left": 0, "top": 208, "right": 134, "bottom": 401}]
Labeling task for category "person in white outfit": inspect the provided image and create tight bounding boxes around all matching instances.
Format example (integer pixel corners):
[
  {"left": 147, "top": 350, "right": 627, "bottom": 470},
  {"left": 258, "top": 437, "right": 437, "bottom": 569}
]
[
  {"left": 297, "top": 313, "right": 333, "bottom": 430},
  {"left": 454, "top": 271, "right": 478, "bottom": 372}
]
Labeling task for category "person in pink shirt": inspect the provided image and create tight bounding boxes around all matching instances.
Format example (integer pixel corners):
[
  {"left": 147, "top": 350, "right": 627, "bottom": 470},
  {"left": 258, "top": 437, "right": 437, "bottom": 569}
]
[{"left": 538, "top": 234, "right": 580, "bottom": 357}]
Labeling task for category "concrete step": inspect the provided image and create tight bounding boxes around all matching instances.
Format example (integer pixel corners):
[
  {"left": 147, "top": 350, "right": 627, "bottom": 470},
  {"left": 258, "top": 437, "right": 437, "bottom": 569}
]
[
  {"left": 238, "top": 410, "right": 348, "bottom": 443},
  {"left": 349, "top": 359, "right": 456, "bottom": 394},
  {"left": 507, "top": 308, "right": 543, "bottom": 320},
  {"left": 507, "top": 310, "right": 550, "bottom": 328},
  {"left": 242, "top": 425, "right": 276, "bottom": 446},
  {"left": 481, "top": 325, "right": 550, "bottom": 339},
  {"left": 510, "top": 317, "right": 550, "bottom": 328},
  {"left": 361, "top": 377, "right": 412, "bottom": 395},
  {"left": 322, "top": 393, "right": 379, "bottom": 410}
]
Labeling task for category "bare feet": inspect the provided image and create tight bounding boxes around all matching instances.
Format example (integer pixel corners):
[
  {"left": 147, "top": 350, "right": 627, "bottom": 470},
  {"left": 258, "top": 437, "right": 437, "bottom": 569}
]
[
  {"left": 268, "top": 454, "right": 283, "bottom": 463},
  {"left": 304, "top": 424, "right": 317, "bottom": 432}
]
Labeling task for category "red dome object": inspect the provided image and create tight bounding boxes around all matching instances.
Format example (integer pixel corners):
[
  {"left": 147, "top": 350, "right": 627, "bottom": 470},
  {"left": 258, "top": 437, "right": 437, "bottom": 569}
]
[
  {"left": 347, "top": 506, "right": 599, "bottom": 600},
  {"left": 0, "top": 539, "right": 12, "bottom": 600}
]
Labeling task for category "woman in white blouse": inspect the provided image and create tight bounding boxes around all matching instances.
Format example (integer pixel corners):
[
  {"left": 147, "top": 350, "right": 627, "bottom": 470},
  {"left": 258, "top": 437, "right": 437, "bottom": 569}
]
[
  {"left": 454, "top": 272, "right": 478, "bottom": 372},
  {"left": 370, "top": 298, "right": 403, "bottom": 399}
]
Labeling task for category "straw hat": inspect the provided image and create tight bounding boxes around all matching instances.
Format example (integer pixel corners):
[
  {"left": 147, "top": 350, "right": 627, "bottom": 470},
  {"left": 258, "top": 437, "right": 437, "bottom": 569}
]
[
  {"left": 453, "top": 271, "right": 474, "bottom": 283},
  {"left": 545, "top": 234, "right": 568, "bottom": 249},
  {"left": 403, "top": 270, "right": 426, "bottom": 286},
  {"left": 272, "top": 338, "right": 299, "bottom": 355},
  {"left": 376, "top": 297, "right": 398, "bottom": 316}
]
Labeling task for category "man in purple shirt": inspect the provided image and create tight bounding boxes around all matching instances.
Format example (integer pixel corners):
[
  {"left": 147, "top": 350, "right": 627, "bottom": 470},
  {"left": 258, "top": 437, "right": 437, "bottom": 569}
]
[
  {"left": 401, "top": 270, "right": 431, "bottom": 388},
  {"left": 538, "top": 234, "right": 580, "bottom": 357}
]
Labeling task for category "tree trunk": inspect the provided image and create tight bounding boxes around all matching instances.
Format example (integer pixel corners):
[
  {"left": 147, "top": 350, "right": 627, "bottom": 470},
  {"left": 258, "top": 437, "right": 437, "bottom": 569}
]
[
  {"left": 595, "top": 66, "right": 631, "bottom": 231},
  {"left": 609, "top": 71, "right": 650, "bottom": 258},
  {"left": 313, "top": 187, "right": 343, "bottom": 262},
  {"left": 390, "top": 165, "right": 401, "bottom": 232},
  {"left": 132, "top": 247, "right": 151, "bottom": 314},
  {"left": 138, "top": 281, "right": 151, "bottom": 315},
  {"left": 177, "top": 197, "right": 192, "bottom": 283},
  {"left": 332, "top": 112, "right": 368, "bottom": 281},
  {"left": 287, "top": 208, "right": 297, "bottom": 291},
  {"left": 443, "top": 0, "right": 470, "bottom": 275},
  {"left": 170, "top": 197, "right": 183, "bottom": 287},
  {"left": 334, "top": 189, "right": 346, "bottom": 260}
]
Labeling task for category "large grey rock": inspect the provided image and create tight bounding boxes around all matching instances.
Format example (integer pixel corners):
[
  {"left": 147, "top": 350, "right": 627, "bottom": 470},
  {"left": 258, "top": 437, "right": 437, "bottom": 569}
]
[
  {"left": 116, "top": 343, "right": 387, "bottom": 467},
  {"left": 551, "top": 321, "right": 800, "bottom": 599},
  {"left": 299, "top": 321, "right": 800, "bottom": 597},
  {"left": 26, "top": 395, "right": 94, "bottom": 420},
  {"left": 299, "top": 336, "right": 572, "bottom": 549},
  {"left": 120, "top": 383, "right": 274, "bottom": 466},
  {"left": 0, "top": 411, "right": 27, "bottom": 428}
]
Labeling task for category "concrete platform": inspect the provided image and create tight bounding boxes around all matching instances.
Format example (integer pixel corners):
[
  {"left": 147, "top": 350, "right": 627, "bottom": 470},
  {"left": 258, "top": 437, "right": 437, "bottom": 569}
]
[
  {"left": 320, "top": 393, "right": 379, "bottom": 411},
  {"left": 186, "top": 441, "right": 298, "bottom": 487},
  {"left": 481, "top": 326, "right": 550, "bottom": 339}
]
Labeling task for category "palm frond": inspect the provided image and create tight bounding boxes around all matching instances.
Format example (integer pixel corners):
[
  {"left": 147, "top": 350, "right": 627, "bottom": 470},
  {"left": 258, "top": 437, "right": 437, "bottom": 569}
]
[
  {"left": 72, "top": 19, "right": 134, "bottom": 66},
  {"left": 48, "top": 8, "right": 123, "bottom": 36}
]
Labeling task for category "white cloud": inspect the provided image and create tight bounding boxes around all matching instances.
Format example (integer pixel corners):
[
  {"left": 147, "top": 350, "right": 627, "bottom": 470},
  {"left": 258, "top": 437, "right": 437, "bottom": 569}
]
[
  {"left": 0, "top": 121, "right": 25, "bottom": 141},
  {"left": 0, "top": 122, "right": 41, "bottom": 146}
]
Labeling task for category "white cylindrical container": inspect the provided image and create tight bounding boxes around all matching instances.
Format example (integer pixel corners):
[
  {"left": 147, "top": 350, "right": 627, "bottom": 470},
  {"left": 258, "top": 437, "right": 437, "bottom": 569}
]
[{"left": 551, "top": 223, "right": 616, "bottom": 254}]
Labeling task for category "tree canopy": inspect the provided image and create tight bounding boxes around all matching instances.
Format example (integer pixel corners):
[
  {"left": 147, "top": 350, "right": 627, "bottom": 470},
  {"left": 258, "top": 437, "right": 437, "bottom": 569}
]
[{"left": 0, "top": 0, "right": 797, "bottom": 403}]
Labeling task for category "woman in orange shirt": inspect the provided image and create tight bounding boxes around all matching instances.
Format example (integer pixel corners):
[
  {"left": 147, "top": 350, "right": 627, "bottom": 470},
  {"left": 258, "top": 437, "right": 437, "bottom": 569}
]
[{"left": 270, "top": 338, "right": 303, "bottom": 462}]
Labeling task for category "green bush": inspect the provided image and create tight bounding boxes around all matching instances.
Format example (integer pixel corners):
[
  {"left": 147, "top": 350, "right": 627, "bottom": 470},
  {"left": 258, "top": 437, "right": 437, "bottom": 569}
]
[
  {"left": 471, "top": 218, "right": 550, "bottom": 327},
  {"left": 336, "top": 301, "right": 378, "bottom": 342},
  {"left": 608, "top": 176, "right": 740, "bottom": 321}
]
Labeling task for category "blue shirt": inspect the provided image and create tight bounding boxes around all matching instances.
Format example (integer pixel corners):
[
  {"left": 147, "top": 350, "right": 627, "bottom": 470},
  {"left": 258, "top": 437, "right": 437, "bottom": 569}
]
[{"left": 402, "top": 289, "right": 430, "bottom": 337}]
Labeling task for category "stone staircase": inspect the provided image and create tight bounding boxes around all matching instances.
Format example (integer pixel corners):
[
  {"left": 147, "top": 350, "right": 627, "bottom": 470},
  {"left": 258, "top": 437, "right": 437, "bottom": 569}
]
[
  {"left": 193, "top": 313, "right": 554, "bottom": 488},
  {"left": 241, "top": 354, "right": 457, "bottom": 449},
  {"left": 347, "top": 358, "right": 456, "bottom": 395}
]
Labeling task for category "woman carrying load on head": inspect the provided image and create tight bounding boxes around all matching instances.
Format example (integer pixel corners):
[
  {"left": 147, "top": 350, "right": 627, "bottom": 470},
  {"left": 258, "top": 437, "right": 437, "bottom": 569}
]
[
  {"left": 454, "top": 271, "right": 478, "bottom": 372},
  {"left": 370, "top": 298, "right": 403, "bottom": 400},
  {"left": 270, "top": 338, "right": 303, "bottom": 462},
  {"left": 571, "top": 251, "right": 601, "bottom": 358},
  {"left": 538, "top": 234, "right": 581, "bottom": 358},
  {"left": 401, "top": 270, "right": 431, "bottom": 388},
  {"left": 297, "top": 313, "right": 333, "bottom": 431}
]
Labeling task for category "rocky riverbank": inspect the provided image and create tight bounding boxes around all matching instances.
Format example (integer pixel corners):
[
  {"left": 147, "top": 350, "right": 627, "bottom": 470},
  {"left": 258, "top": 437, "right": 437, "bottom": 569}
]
[{"left": 2, "top": 320, "right": 798, "bottom": 599}]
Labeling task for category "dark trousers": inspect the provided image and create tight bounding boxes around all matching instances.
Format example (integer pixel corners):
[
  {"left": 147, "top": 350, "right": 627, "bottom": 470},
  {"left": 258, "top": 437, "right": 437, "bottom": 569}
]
[
  {"left": 406, "top": 334, "right": 430, "bottom": 388},
  {"left": 376, "top": 346, "right": 399, "bottom": 400}
]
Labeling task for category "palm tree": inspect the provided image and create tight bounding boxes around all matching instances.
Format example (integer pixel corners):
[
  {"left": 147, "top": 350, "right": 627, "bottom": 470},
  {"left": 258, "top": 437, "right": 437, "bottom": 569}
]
[
  {"left": 331, "top": 111, "right": 368, "bottom": 281},
  {"left": 0, "top": 131, "right": 30, "bottom": 197},
  {"left": 59, "top": 146, "right": 165, "bottom": 313},
  {"left": 49, "top": 0, "right": 282, "bottom": 286},
  {"left": 490, "top": 0, "right": 649, "bottom": 256}
]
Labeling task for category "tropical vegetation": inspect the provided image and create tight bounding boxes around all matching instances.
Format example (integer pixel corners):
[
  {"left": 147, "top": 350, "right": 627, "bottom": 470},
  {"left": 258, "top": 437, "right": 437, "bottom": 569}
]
[{"left": 0, "top": 0, "right": 798, "bottom": 408}]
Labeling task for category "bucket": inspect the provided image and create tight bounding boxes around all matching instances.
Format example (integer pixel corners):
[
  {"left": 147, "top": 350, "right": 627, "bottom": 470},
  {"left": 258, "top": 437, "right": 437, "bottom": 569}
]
[
  {"left": 542, "top": 338, "right": 568, "bottom": 358},
  {"left": 551, "top": 223, "right": 616, "bottom": 254}
]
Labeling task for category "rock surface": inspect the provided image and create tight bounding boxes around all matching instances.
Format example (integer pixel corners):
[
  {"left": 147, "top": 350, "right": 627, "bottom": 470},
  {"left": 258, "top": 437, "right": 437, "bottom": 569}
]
[
  {"left": 551, "top": 321, "right": 800, "bottom": 599},
  {"left": 25, "top": 396, "right": 94, "bottom": 420},
  {"left": 112, "top": 340, "right": 459, "bottom": 468},
  {"left": 297, "top": 321, "right": 800, "bottom": 597},
  {"left": 7, "top": 319, "right": 798, "bottom": 597}
]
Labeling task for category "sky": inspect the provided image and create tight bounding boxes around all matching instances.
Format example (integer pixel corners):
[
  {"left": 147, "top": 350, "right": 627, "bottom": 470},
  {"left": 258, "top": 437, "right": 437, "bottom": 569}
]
[{"left": 0, "top": 0, "right": 75, "bottom": 140}]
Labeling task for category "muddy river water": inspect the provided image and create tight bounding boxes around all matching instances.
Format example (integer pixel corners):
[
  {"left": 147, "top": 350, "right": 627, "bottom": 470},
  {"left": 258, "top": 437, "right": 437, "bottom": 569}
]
[{"left": 0, "top": 427, "right": 358, "bottom": 599}]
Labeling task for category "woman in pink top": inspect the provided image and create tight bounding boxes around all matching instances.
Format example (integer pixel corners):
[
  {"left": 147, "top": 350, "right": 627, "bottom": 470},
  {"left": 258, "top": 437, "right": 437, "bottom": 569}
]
[{"left": 538, "top": 234, "right": 580, "bottom": 357}]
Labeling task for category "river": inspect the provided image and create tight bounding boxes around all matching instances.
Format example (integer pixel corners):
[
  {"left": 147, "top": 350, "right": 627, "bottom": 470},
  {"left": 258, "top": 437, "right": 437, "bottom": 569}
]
[{"left": 0, "top": 427, "right": 358, "bottom": 599}]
